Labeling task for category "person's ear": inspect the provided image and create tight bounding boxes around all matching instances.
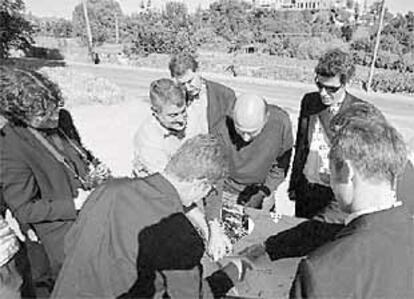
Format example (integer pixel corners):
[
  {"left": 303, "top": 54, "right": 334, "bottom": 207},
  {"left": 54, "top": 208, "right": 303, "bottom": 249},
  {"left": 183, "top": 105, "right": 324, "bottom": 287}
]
[{"left": 264, "top": 110, "right": 270, "bottom": 125}]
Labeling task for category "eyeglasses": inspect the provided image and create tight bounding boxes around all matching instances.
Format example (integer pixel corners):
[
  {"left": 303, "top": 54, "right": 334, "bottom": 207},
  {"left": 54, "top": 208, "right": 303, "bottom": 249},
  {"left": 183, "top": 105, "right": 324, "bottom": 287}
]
[{"left": 315, "top": 78, "right": 342, "bottom": 94}]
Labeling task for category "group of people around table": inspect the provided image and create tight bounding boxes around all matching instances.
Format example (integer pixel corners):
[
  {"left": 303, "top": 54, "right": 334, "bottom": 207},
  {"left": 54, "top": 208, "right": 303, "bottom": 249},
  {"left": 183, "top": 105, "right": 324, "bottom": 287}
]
[{"left": 0, "top": 47, "right": 413, "bottom": 298}]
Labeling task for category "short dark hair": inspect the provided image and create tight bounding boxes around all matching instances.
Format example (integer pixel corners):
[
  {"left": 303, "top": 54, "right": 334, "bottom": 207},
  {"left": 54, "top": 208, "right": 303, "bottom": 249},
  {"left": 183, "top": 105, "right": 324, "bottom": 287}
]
[
  {"left": 168, "top": 53, "right": 199, "bottom": 78},
  {"left": 149, "top": 79, "right": 185, "bottom": 113},
  {"left": 0, "top": 66, "right": 63, "bottom": 125},
  {"left": 165, "top": 134, "right": 229, "bottom": 185},
  {"left": 330, "top": 101, "right": 387, "bottom": 133},
  {"left": 315, "top": 48, "right": 355, "bottom": 85},
  {"left": 329, "top": 119, "right": 407, "bottom": 185}
]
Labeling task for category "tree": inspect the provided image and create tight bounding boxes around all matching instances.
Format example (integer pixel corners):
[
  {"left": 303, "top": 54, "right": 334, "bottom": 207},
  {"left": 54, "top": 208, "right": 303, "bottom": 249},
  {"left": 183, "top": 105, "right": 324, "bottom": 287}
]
[
  {"left": 29, "top": 16, "right": 73, "bottom": 38},
  {"left": 72, "top": 0, "right": 123, "bottom": 46},
  {"left": 0, "top": 0, "right": 33, "bottom": 58}
]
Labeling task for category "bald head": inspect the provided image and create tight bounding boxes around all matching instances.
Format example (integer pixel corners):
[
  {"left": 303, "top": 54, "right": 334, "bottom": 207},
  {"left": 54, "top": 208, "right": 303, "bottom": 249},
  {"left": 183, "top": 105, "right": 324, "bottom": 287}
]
[{"left": 233, "top": 94, "right": 268, "bottom": 142}]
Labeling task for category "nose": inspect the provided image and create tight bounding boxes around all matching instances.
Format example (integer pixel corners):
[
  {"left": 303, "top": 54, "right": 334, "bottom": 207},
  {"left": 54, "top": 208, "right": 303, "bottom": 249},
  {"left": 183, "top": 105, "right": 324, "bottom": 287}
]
[
  {"left": 319, "top": 87, "right": 328, "bottom": 96},
  {"left": 242, "top": 133, "right": 252, "bottom": 142}
]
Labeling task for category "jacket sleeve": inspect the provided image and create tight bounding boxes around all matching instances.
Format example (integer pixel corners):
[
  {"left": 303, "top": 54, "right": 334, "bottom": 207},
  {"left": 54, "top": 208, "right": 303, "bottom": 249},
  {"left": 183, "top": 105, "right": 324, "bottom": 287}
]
[
  {"left": 288, "top": 95, "right": 309, "bottom": 196},
  {"left": 265, "top": 116, "right": 294, "bottom": 193},
  {"left": 1, "top": 147, "right": 77, "bottom": 224},
  {"left": 289, "top": 259, "right": 316, "bottom": 299},
  {"left": 264, "top": 220, "right": 343, "bottom": 261}
]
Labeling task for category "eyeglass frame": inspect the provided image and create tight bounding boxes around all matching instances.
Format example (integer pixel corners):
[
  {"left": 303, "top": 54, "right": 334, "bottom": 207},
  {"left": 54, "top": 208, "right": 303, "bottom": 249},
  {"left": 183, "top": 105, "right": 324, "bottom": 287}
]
[{"left": 314, "top": 76, "right": 343, "bottom": 94}]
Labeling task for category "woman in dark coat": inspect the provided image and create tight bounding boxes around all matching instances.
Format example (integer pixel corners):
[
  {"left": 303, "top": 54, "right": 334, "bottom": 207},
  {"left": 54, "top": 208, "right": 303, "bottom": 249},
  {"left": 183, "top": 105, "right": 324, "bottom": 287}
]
[{"left": 0, "top": 66, "right": 110, "bottom": 285}]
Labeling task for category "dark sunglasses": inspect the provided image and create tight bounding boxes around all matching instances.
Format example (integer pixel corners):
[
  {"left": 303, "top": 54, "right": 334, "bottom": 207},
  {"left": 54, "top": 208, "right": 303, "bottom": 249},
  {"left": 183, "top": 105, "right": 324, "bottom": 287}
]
[{"left": 315, "top": 78, "right": 342, "bottom": 94}]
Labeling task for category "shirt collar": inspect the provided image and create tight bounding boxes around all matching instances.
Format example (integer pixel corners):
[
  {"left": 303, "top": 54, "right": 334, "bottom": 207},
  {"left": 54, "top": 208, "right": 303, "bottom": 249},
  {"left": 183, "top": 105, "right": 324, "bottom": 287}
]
[
  {"left": 345, "top": 200, "right": 402, "bottom": 225},
  {"left": 328, "top": 92, "right": 346, "bottom": 114},
  {"left": 152, "top": 115, "right": 185, "bottom": 139}
]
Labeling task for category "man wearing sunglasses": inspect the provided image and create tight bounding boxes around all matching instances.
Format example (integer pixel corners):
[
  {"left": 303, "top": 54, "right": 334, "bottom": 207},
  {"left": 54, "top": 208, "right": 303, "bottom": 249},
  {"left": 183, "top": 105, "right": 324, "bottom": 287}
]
[{"left": 289, "top": 48, "right": 365, "bottom": 223}]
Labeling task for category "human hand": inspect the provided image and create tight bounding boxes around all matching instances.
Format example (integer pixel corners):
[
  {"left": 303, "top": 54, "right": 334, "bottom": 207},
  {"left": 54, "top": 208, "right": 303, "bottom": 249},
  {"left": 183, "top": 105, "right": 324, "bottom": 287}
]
[
  {"left": 288, "top": 190, "right": 296, "bottom": 201},
  {"left": 244, "top": 191, "right": 266, "bottom": 209},
  {"left": 238, "top": 243, "right": 267, "bottom": 262},
  {"left": 220, "top": 256, "right": 254, "bottom": 282},
  {"left": 74, "top": 189, "right": 91, "bottom": 210},
  {"left": 0, "top": 219, "right": 19, "bottom": 267},
  {"left": 208, "top": 219, "right": 232, "bottom": 261}
]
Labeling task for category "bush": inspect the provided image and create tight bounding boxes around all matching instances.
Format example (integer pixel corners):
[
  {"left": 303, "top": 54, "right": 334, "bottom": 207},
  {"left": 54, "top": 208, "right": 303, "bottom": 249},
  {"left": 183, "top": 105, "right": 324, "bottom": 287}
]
[
  {"left": 295, "top": 36, "right": 348, "bottom": 60},
  {"left": 370, "top": 71, "right": 414, "bottom": 94},
  {"left": 401, "top": 53, "right": 414, "bottom": 72},
  {"left": 375, "top": 50, "right": 400, "bottom": 70}
]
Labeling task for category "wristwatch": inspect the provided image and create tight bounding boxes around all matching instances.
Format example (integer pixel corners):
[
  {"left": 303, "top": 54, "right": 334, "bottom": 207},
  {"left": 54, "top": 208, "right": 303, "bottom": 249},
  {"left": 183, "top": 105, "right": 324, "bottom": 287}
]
[{"left": 258, "top": 184, "right": 271, "bottom": 197}]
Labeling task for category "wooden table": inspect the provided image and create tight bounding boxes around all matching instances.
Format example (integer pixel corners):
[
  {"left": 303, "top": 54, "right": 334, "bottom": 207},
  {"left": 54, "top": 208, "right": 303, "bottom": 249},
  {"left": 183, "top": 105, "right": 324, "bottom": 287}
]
[{"left": 203, "top": 208, "right": 305, "bottom": 298}]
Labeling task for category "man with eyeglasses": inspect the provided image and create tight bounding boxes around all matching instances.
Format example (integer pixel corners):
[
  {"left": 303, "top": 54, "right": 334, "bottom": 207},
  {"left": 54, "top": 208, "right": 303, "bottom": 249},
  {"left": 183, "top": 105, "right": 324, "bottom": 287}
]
[
  {"left": 289, "top": 48, "right": 365, "bottom": 222},
  {"left": 213, "top": 94, "right": 293, "bottom": 210}
]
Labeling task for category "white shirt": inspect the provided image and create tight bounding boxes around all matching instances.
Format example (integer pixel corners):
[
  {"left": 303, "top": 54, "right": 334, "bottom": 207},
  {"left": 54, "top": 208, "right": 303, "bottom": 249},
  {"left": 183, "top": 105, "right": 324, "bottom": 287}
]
[
  {"left": 132, "top": 115, "right": 185, "bottom": 176},
  {"left": 303, "top": 117, "right": 331, "bottom": 186},
  {"left": 303, "top": 95, "right": 346, "bottom": 186}
]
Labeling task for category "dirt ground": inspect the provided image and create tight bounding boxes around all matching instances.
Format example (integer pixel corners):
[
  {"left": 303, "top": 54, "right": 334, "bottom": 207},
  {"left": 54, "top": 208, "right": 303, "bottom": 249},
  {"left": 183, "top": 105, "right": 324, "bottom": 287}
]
[{"left": 66, "top": 62, "right": 414, "bottom": 298}]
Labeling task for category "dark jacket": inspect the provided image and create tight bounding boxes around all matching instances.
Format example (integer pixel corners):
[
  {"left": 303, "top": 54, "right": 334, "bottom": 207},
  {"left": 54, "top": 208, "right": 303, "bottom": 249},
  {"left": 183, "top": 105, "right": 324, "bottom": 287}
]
[
  {"left": 205, "top": 79, "right": 237, "bottom": 133},
  {"left": 52, "top": 174, "right": 233, "bottom": 299},
  {"left": 288, "top": 92, "right": 364, "bottom": 198},
  {"left": 0, "top": 122, "right": 88, "bottom": 275},
  {"left": 204, "top": 79, "right": 237, "bottom": 217},
  {"left": 290, "top": 206, "right": 414, "bottom": 299}
]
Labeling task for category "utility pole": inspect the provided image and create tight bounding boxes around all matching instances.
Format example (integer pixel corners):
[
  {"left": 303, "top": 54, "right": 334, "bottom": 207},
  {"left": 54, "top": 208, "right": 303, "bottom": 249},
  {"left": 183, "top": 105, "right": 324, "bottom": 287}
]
[
  {"left": 366, "top": 0, "right": 386, "bottom": 92},
  {"left": 114, "top": 12, "right": 119, "bottom": 44},
  {"left": 82, "top": 0, "right": 94, "bottom": 61}
]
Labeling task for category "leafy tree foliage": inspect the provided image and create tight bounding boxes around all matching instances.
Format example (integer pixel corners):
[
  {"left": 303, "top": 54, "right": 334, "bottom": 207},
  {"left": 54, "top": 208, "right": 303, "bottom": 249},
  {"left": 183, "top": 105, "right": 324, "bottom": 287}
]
[
  {"left": 0, "top": 0, "right": 33, "bottom": 58},
  {"left": 72, "top": 0, "right": 123, "bottom": 46},
  {"left": 123, "top": 1, "right": 196, "bottom": 56},
  {"left": 29, "top": 16, "right": 73, "bottom": 38}
]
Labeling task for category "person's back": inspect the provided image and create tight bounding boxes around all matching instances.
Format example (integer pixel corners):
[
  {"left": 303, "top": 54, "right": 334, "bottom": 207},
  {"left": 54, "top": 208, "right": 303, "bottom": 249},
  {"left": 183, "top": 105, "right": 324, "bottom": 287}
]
[
  {"left": 291, "top": 206, "right": 414, "bottom": 299},
  {"left": 290, "top": 119, "right": 414, "bottom": 299},
  {"left": 51, "top": 175, "right": 183, "bottom": 298}
]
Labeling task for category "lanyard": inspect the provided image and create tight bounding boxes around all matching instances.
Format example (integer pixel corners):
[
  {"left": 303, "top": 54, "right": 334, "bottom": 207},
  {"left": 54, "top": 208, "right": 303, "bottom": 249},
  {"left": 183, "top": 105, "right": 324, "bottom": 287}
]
[{"left": 28, "top": 128, "right": 89, "bottom": 188}]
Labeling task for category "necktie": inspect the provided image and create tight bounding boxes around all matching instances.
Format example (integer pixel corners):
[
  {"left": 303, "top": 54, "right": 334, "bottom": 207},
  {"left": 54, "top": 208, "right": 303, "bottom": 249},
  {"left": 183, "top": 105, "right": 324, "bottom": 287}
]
[{"left": 164, "top": 129, "right": 186, "bottom": 140}]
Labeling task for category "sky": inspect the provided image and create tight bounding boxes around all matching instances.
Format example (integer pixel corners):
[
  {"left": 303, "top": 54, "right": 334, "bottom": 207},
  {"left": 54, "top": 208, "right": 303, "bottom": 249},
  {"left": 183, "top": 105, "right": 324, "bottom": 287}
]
[
  {"left": 24, "top": 0, "right": 211, "bottom": 18},
  {"left": 24, "top": 0, "right": 414, "bottom": 19}
]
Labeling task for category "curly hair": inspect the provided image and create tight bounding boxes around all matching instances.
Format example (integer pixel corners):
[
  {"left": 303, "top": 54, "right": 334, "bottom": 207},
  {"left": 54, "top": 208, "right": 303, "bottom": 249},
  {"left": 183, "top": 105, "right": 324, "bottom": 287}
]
[
  {"left": 168, "top": 53, "right": 199, "bottom": 78},
  {"left": 165, "top": 134, "right": 229, "bottom": 185},
  {"left": 0, "top": 66, "right": 64, "bottom": 125},
  {"left": 149, "top": 78, "right": 185, "bottom": 113},
  {"left": 330, "top": 101, "right": 387, "bottom": 133},
  {"left": 329, "top": 119, "right": 407, "bottom": 185},
  {"left": 315, "top": 48, "right": 355, "bottom": 84}
]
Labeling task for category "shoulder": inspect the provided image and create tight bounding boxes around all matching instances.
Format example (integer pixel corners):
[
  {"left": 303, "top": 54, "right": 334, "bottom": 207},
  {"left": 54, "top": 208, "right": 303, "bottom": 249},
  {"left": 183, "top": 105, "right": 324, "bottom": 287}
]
[
  {"left": 301, "top": 92, "right": 320, "bottom": 104},
  {"left": 345, "top": 92, "right": 365, "bottom": 104},
  {"left": 268, "top": 104, "right": 291, "bottom": 123},
  {"left": 300, "top": 92, "right": 324, "bottom": 114},
  {"left": 205, "top": 80, "right": 235, "bottom": 97},
  {"left": 133, "top": 115, "right": 163, "bottom": 148},
  {"left": 305, "top": 227, "right": 365, "bottom": 275},
  {"left": 267, "top": 105, "right": 292, "bottom": 134}
]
